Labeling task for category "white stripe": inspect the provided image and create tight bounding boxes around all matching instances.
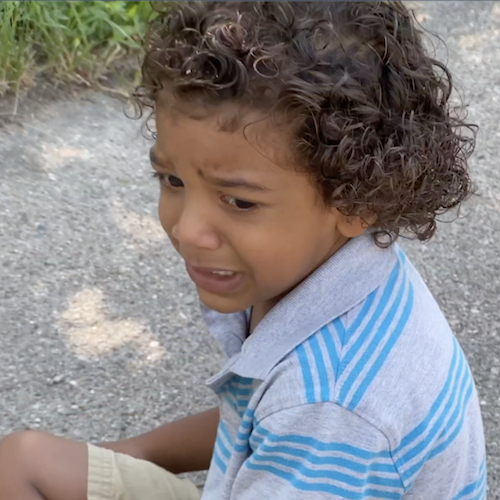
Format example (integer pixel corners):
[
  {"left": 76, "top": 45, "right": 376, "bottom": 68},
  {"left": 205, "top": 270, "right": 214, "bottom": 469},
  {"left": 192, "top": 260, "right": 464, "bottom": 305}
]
[
  {"left": 327, "top": 321, "right": 343, "bottom": 358},
  {"left": 249, "top": 456, "right": 402, "bottom": 495},
  {"left": 341, "top": 283, "right": 387, "bottom": 353},
  {"left": 251, "top": 431, "right": 394, "bottom": 466},
  {"left": 315, "top": 330, "right": 336, "bottom": 400},
  {"left": 343, "top": 278, "right": 410, "bottom": 409},
  {"left": 396, "top": 353, "right": 468, "bottom": 474},
  {"left": 337, "top": 267, "right": 406, "bottom": 401},
  {"left": 302, "top": 340, "right": 322, "bottom": 402},
  {"left": 256, "top": 447, "right": 398, "bottom": 480},
  {"left": 393, "top": 336, "right": 463, "bottom": 461}
]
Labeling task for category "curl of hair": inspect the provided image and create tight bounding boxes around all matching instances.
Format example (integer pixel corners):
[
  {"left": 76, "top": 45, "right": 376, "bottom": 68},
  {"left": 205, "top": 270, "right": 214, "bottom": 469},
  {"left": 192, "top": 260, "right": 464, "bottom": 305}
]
[{"left": 133, "top": 1, "right": 476, "bottom": 245}]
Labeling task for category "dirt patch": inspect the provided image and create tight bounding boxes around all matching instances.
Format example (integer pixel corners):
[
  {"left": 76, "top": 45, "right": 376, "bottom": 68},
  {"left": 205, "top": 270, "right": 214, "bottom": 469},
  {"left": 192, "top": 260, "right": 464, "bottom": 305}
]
[
  {"left": 0, "top": 75, "right": 86, "bottom": 127},
  {"left": 0, "top": 57, "right": 139, "bottom": 129}
]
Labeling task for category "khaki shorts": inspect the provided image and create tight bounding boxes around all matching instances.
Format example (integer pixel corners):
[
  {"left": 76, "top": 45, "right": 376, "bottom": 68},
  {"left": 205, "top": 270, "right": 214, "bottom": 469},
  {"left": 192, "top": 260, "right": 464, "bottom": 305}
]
[{"left": 87, "top": 444, "right": 202, "bottom": 500}]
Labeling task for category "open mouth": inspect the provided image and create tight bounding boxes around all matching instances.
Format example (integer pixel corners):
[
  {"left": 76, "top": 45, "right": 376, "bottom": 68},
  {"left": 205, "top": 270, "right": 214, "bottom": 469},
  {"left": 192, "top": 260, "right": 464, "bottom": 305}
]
[
  {"left": 186, "top": 264, "right": 243, "bottom": 294},
  {"left": 209, "top": 270, "right": 235, "bottom": 276}
]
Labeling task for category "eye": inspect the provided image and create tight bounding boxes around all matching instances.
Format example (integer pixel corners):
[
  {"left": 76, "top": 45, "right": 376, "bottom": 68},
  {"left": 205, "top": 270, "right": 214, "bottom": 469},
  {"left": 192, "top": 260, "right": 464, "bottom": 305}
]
[
  {"left": 166, "top": 175, "right": 184, "bottom": 188},
  {"left": 152, "top": 172, "right": 184, "bottom": 188},
  {"left": 221, "top": 195, "right": 257, "bottom": 211}
]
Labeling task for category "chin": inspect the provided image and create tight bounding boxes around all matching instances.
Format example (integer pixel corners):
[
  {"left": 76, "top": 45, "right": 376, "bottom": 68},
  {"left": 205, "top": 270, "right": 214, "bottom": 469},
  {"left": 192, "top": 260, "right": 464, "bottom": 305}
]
[{"left": 197, "top": 289, "right": 248, "bottom": 314}]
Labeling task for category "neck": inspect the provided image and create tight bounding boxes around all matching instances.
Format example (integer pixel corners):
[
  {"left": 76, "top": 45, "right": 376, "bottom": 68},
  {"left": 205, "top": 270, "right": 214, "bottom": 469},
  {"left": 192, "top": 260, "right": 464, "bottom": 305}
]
[{"left": 248, "top": 235, "right": 351, "bottom": 335}]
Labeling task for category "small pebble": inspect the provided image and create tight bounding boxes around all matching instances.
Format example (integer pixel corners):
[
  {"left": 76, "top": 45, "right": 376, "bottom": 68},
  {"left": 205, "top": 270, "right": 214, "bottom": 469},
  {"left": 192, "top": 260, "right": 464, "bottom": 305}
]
[{"left": 51, "top": 374, "right": 65, "bottom": 384}]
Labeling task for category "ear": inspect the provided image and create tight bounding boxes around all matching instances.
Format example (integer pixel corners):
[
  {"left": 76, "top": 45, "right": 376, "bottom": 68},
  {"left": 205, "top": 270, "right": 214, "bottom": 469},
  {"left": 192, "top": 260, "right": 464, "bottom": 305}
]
[{"left": 336, "top": 211, "right": 375, "bottom": 238}]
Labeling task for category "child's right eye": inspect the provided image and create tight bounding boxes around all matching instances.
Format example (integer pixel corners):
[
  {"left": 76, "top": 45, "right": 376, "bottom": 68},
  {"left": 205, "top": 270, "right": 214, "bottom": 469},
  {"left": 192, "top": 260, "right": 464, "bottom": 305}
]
[
  {"left": 165, "top": 174, "right": 184, "bottom": 188},
  {"left": 152, "top": 172, "right": 184, "bottom": 188}
]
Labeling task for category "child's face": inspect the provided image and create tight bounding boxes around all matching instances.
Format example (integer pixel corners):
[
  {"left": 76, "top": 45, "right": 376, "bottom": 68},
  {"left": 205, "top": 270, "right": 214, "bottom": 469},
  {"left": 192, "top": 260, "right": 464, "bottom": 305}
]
[{"left": 152, "top": 99, "right": 352, "bottom": 315}]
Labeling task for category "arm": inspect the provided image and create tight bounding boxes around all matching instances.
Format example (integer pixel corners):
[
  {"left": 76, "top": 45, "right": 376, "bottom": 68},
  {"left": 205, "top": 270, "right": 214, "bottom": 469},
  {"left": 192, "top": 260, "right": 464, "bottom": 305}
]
[
  {"left": 98, "top": 406, "right": 219, "bottom": 474},
  {"left": 230, "top": 403, "right": 404, "bottom": 499}
]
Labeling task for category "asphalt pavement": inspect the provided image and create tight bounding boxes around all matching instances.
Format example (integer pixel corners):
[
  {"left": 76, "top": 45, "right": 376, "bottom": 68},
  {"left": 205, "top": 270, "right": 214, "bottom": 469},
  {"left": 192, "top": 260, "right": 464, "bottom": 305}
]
[{"left": 0, "top": 1, "right": 499, "bottom": 496}]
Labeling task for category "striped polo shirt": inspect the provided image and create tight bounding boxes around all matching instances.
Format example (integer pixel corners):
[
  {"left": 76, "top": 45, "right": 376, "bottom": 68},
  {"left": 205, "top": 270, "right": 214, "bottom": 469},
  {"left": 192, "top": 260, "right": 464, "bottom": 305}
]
[{"left": 200, "top": 233, "right": 487, "bottom": 499}]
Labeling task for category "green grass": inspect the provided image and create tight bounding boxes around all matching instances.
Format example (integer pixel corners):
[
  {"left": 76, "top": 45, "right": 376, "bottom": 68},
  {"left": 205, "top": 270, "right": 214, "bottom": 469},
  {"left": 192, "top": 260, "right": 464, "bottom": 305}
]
[{"left": 0, "top": 1, "right": 158, "bottom": 96}]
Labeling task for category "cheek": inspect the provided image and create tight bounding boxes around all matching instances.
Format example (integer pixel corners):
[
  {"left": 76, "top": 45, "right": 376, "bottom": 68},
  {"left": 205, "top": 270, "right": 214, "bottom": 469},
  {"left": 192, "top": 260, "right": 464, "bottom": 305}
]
[
  {"left": 241, "top": 212, "right": 333, "bottom": 280},
  {"left": 233, "top": 223, "right": 303, "bottom": 277},
  {"left": 158, "top": 192, "right": 178, "bottom": 238}
]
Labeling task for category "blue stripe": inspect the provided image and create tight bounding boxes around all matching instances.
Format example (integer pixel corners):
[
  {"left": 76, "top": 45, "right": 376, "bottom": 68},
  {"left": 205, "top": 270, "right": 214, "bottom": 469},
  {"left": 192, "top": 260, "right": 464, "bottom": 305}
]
[
  {"left": 309, "top": 334, "right": 330, "bottom": 401},
  {"left": 428, "top": 379, "right": 473, "bottom": 460},
  {"left": 216, "top": 434, "right": 231, "bottom": 460},
  {"left": 217, "top": 377, "right": 253, "bottom": 393},
  {"left": 249, "top": 430, "right": 265, "bottom": 452},
  {"left": 400, "top": 352, "right": 469, "bottom": 482},
  {"left": 213, "top": 447, "right": 227, "bottom": 473},
  {"left": 226, "top": 397, "right": 238, "bottom": 414},
  {"left": 338, "top": 261, "right": 402, "bottom": 404},
  {"left": 253, "top": 427, "right": 392, "bottom": 461},
  {"left": 224, "top": 394, "right": 248, "bottom": 418},
  {"left": 238, "top": 411, "right": 255, "bottom": 430},
  {"left": 234, "top": 409, "right": 255, "bottom": 452},
  {"left": 340, "top": 269, "right": 406, "bottom": 407},
  {"left": 236, "top": 422, "right": 253, "bottom": 440},
  {"left": 435, "top": 364, "right": 473, "bottom": 447},
  {"left": 234, "top": 441, "right": 250, "bottom": 453},
  {"left": 254, "top": 442, "right": 398, "bottom": 475},
  {"left": 321, "top": 324, "right": 341, "bottom": 382},
  {"left": 237, "top": 377, "right": 253, "bottom": 385},
  {"left": 246, "top": 461, "right": 401, "bottom": 500},
  {"left": 451, "top": 469, "right": 482, "bottom": 500},
  {"left": 224, "top": 393, "right": 249, "bottom": 418},
  {"left": 250, "top": 452, "right": 402, "bottom": 489},
  {"left": 219, "top": 421, "right": 232, "bottom": 443},
  {"left": 220, "top": 383, "right": 252, "bottom": 398},
  {"left": 345, "top": 289, "right": 378, "bottom": 345},
  {"left": 217, "top": 377, "right": 253, "bottom": 418},
  {"left": 475, "top": 464, "right": 487, "bottom": 500},
  {"left": 349, "top": 282, "right": 414, "bottom": 410},
  {"left": 401, "top": 347, "right": 466, "bottom": 465},
  {"left": 395, "top": 339, "right": 460, "bottom": 455},
  {"left": 297, "top": 343, "right": 316, "bottom": 403},
  {"left": 226, "top": 376, "right": 253, "bottom": 386},
  {"left": 333, "top": 317, "right": 347, "bottom": 347},
  {"left": 397, "top": 247, "right": 407, "bottom": 263},
  {"left": 451, "top": 459, "right": 486, "bottom": 500},
  {"left": 224, "top": 387, "right": 251, "bottom": 397}
]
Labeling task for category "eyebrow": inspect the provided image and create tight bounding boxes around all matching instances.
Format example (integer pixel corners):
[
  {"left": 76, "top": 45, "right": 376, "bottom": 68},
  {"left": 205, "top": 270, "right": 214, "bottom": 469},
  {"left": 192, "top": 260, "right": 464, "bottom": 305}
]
[
  {"left": 150, "top": 148, "right": 271, "bottom": 192},
  {"left": 201, "top": 172, "right": 271, "bottom": 192}
]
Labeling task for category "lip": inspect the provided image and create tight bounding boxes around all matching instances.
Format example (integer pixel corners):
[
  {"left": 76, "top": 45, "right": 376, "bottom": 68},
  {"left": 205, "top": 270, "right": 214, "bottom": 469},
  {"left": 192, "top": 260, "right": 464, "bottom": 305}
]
[{"left": 186, "top": 264, "right": 244, "bottom": 295}]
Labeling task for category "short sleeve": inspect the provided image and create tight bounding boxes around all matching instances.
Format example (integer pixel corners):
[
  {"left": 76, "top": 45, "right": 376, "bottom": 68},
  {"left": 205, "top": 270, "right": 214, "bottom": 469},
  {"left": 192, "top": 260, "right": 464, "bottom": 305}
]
[{"left": 231, "top": 402, "right": 405, "bottom": 500}]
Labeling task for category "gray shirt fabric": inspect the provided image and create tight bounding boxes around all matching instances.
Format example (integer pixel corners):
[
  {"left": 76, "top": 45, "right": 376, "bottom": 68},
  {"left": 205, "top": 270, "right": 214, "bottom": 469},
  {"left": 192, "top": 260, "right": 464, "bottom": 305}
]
[{"left": 199, "top": 234, "right": 487, "bottom": 499}]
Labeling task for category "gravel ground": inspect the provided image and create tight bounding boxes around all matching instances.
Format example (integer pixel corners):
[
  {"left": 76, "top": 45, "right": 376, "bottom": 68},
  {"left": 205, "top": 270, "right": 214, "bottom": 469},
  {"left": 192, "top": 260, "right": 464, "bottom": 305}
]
[{"left": 1, "top": 1, "right": 499, "bottom": 496}]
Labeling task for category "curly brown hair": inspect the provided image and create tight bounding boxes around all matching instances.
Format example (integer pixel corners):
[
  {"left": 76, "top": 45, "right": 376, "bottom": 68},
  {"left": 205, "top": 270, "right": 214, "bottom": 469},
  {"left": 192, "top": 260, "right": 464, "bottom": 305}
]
[{"left": 134, "top": 1, "right": 476, "bottom": 245}]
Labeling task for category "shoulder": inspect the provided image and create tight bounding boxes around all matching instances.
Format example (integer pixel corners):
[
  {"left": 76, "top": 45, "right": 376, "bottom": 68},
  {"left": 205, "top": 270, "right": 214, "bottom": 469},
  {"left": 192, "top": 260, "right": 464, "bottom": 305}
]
[
  {"left": 256, "top": 246, "right": 474, "bottom": 439},
  {"left": 252, "top": 248, "right": 482, "bottom": 490}
]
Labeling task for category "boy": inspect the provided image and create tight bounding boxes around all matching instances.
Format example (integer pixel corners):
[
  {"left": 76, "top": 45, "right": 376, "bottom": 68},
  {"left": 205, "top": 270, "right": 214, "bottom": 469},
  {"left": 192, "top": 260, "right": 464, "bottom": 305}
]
[{"left": 0, "top": 2, "right": 486, "bottom": 499}]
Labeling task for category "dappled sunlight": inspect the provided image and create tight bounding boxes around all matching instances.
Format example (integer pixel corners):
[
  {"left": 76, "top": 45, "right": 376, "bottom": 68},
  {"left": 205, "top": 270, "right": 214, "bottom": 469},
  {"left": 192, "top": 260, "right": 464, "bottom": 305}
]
[
  {"left": 459, "top": 34, "right": 483, "bottom": 51},
  {"left": 110, "top": 199, "right": 166, "bottom": 242},
  {"left": 457, "top": 21, "right": 499, "bottom": 64},
  {"left": 39, "top": 144, "right": 91, "bottom": 172},
  {"left": 58, "top": 287, "right": 165, "bottom": 362},
  {"left": 493, "top": 3, "right": 500, "bottom": 21},
  {"left": 485, "top": 187, "right": 500, "bottom": 211}
]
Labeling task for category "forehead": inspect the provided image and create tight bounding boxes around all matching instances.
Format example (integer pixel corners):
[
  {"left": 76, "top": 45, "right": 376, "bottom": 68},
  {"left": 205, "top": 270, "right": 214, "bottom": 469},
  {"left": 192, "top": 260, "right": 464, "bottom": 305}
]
[{"left": 154, "top": 96, "right": 295, "bottom": 178}]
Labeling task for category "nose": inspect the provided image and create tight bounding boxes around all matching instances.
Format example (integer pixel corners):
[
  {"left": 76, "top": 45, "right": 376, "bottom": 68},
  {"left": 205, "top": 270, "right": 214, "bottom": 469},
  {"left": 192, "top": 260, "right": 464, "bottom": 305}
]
[{"left": 171, "top": 201, "right": 221, "bottom": 251}]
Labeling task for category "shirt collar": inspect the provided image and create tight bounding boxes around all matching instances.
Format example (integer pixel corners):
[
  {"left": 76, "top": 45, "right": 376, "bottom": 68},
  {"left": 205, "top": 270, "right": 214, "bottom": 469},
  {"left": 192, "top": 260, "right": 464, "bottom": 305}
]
[{"left": 202, "top": 233, "right": 398, "bottom": 386}]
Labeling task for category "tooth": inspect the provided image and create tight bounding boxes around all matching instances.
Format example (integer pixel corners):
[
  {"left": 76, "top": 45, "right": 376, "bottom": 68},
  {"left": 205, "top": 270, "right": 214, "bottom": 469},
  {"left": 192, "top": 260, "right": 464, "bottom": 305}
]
[{"left": 211, "top": 270, "right": 234, "bottom": 276}]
